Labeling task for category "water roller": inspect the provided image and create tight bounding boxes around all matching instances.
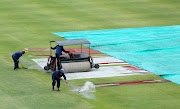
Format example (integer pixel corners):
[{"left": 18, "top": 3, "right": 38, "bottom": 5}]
[{"left": 44, "top": 39, "right": 99, "bottom": 73}]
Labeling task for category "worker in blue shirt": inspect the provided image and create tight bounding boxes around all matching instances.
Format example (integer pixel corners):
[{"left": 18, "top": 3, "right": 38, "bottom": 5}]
[
  {"left": 51, "top": 45, "right": 70, "bottom": 70},
  {"left": 52, "top": 69, "right": 68, "bottom": 91},
  {"left": 12, "top": 50, "right": 26, "bottom": 70},
  {"left": 51, "top": 45, "right": 70, "bottom": 56}
]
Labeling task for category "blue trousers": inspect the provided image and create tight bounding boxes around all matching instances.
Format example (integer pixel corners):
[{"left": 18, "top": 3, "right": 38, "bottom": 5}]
[
  {"left": 52, "top": 76, "right": 60, "bottom": 89},
  {"left": 12, "top": 56, "right": 19, "bottom": 70}
]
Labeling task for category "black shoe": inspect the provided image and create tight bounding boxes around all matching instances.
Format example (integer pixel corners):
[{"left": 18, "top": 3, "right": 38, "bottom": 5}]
[
  {"left": 57, "top": 89, "right": 60, "bottom": 91},
  {"left": 52, "top": 86, "right": 54, "bottom": 91}
]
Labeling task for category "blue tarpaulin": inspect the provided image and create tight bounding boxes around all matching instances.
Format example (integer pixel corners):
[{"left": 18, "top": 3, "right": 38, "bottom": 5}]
[{"left": 52, "top": 25, "right": 180, "bottom": 85}]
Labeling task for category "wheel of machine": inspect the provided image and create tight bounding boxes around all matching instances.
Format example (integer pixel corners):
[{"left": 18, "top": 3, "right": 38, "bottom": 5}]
[
  {"left": 94, "top": 64, "right": 99, "bottom": 69},
  {"left": 44, "top": 66, "right": 49, "bottom": 71}
]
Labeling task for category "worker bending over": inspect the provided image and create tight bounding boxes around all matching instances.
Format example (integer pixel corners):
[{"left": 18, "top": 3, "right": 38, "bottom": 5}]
[
  {"left": 52, "top": 69, "right": 68, "bottom": 91},
  {"left": 12, "top": 50, "right": 25, "bottom": 70}
]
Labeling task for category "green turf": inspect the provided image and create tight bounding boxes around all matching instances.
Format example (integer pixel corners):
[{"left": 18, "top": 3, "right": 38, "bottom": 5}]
[{"left": 0, "top": 0, "right": 180, "bottom": 109}]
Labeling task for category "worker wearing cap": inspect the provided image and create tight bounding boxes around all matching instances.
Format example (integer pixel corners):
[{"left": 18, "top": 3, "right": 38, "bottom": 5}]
[
  {"left": 52, "top": 69, "right": 68, "bottom": 91},
  {"left": 12, "top": 50, "right": 25, "bottom": 70}
]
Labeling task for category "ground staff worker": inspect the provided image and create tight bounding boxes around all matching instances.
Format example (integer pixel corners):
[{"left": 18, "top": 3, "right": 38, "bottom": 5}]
[
  {"left": 51, "top": 45, "right": 70, "bottom": 56},
  {"left": 12, "top": 50, "right": 25, "bottom": 70},
  {"left": 51, "top": 45, "right": 70, "bottom": 70},
  {"left": 52, "top": 69, "right": 68, "bottom": 91}
]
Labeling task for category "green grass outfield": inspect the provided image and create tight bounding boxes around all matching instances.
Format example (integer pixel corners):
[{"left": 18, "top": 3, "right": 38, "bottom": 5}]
[{"left": 0, "top": 0, "right": 180, "bottom": 109}]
